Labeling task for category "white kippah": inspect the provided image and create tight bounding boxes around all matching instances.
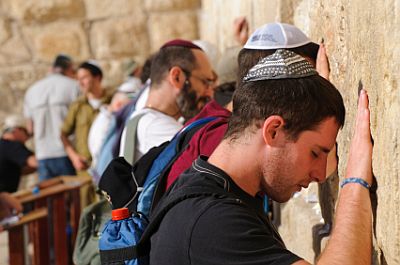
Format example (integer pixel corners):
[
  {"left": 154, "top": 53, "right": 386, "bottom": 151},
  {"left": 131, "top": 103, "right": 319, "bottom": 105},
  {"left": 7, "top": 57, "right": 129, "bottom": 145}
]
[{"left": 243, "top": 49, "right": 318, "bottom": 81}]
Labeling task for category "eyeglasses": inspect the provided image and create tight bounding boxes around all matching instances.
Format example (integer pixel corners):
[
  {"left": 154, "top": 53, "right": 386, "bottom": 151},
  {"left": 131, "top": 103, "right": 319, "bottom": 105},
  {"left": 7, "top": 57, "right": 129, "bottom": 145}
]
[{"left": 190, "top": 73, "right": 217, "bottom": 87}]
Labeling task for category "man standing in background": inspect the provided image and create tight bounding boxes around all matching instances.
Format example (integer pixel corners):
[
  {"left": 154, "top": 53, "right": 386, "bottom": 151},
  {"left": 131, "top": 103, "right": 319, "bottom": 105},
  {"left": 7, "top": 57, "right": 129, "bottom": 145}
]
[{"left": 24, "top": 54, "right": 79, "bottom": 181}]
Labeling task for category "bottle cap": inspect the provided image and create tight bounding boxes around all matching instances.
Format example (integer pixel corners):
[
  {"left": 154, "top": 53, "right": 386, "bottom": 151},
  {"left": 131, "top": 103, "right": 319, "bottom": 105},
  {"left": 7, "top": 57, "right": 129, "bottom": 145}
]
[{"left": 111, "top": 208, "right": 130, "bottom": 221}]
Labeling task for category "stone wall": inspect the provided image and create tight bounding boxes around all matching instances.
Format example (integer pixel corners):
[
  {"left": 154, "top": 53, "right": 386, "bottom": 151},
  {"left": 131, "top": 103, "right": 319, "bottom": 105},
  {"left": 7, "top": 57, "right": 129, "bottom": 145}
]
[
  {"left": 0, "top": 0, "right": 200, "bottom": 120},
  {"left": 200, "top": 0, "right": 400, "bottom": 264}
]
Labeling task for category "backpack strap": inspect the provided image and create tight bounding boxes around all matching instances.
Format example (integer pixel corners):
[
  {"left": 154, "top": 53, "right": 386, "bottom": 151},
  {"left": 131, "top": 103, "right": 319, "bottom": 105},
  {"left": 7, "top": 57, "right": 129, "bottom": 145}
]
[
  {"left": 149, "top": 116, "right": 217, "bottom": 213},
  {"left": 122, "top": 113, "right": 145, "bottom": 165}
]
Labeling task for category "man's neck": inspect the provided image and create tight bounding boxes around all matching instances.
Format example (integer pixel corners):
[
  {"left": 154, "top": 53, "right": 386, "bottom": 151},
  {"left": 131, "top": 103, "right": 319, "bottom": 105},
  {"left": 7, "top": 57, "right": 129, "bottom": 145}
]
[
  {"left": 88, "top": 86, "right": 104, "bottom": 99},
  {"left": 208, "top": 134, "right": 263, "bottom": 197},
  {"left": 145, "top": 85, "right": 181, "bottom": 119}
]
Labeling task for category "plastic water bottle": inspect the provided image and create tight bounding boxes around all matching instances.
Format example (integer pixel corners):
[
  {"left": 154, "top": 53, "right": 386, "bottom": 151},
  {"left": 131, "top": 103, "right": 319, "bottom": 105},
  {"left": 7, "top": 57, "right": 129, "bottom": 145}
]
[{"left": 99, "top": 208, "right": 148, "bottom": 265}]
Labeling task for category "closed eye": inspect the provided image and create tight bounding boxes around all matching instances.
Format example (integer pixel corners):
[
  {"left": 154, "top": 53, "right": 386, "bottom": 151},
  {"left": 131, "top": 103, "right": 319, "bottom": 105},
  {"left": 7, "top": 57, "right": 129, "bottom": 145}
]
[{"left": 311, "top": 151, "right": 319, "bottom": 158}]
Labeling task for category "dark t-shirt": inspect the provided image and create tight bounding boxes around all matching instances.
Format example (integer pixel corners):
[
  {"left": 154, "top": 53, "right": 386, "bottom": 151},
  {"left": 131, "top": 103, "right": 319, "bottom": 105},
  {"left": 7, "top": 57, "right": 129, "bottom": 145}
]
[
  {"left": 0, "top": 139, "right": 33, "bottom": 192},
  {"left": 150, "top": 157, "right": 302, "bottom": 265}
]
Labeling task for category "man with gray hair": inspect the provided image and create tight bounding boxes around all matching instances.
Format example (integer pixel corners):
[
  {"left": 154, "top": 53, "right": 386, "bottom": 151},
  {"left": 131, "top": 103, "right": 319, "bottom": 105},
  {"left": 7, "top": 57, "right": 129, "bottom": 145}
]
[{"left": 24, "top": 54, "right": 79, "bottom": 181}]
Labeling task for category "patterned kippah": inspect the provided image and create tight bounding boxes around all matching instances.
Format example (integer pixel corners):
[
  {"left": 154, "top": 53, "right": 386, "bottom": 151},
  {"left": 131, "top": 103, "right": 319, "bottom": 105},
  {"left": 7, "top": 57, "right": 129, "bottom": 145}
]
[{"left": 243, "top": 49, "right": 317, "bottom": 82}]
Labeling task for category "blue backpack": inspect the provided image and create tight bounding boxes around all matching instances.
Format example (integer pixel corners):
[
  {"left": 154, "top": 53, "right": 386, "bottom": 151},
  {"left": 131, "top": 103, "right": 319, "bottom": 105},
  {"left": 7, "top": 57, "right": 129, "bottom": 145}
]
[{"left": 98, "top": 117, "right": 216, "bottom": 265}]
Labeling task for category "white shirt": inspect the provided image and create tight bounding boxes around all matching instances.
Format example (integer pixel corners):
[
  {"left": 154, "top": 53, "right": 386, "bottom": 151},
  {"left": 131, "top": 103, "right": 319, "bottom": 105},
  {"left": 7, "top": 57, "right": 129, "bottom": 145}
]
[
  {"left": 88, "top": 106, "right": 113, "bottom": 168},
  {"left": 23, "top": 73, "right": 80, "bottom": 159},
  {"left": 119, "top": 108, "right": 182, "bottom": 163}
]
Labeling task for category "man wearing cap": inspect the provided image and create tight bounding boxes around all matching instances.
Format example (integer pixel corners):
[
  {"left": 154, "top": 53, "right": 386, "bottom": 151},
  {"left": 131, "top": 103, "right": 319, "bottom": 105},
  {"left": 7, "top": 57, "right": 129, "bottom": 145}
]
[
  {"left": 149, "top": 50, "right": 373, "bottom": 264},
  {"left": 61, "top": 61, "right": 113, "bottom": 174},
  {"left": 0, "top": 115, "right": 37, "bottom": 193},
  {"left": 119, "top": 39, "right": 216, "bottom": 165},
  {"left": 24, "top": 54, "right": 79, "bottom": 182}
]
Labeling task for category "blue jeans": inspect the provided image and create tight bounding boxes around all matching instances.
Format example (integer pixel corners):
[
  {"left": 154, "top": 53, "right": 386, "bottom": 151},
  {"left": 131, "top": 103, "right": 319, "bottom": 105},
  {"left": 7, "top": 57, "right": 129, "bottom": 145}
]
[{"left": 38, "top": 156, "right": 76, "bottom": 181}]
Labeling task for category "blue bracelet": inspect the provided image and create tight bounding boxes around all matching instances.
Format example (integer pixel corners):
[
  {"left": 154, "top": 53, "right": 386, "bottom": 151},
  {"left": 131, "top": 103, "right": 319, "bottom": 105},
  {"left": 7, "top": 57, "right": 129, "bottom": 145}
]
[{"left": 340, "top": 177, "right": 370, "bottom": 189}]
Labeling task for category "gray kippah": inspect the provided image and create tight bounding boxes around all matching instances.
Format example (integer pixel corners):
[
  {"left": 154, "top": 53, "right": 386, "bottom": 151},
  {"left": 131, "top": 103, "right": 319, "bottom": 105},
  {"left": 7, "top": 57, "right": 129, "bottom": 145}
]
[{"left": 243, "top": 49, "right": 317, "bottom": 82}]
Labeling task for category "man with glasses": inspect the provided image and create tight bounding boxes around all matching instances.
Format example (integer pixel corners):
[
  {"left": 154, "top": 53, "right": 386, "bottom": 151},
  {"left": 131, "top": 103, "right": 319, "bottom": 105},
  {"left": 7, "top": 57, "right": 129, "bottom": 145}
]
[
  {"left": 0, "top": 115, "right": 37, "bottom": 193},
  {"left": 119, "top": 39, "right": 216, "bottom": 165}
]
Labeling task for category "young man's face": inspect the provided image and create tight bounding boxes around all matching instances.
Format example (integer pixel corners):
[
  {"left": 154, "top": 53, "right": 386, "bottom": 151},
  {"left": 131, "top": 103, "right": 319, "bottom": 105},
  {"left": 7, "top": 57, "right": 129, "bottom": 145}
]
[
  {"left": 261, "top": 117, "right": 339, "bottom": 203},
  {"left": 77, "top": 68, "right": 98, "bottom": 94},
  {"left": 177, "top": 49, "right": 216, "bottom": 119}
]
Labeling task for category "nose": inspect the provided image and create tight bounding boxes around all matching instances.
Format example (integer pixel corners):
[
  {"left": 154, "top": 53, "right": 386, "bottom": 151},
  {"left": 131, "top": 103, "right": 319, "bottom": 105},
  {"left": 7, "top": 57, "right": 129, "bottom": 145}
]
[{"left": 309, "top": 157, "right": 328, "bottom": 183}]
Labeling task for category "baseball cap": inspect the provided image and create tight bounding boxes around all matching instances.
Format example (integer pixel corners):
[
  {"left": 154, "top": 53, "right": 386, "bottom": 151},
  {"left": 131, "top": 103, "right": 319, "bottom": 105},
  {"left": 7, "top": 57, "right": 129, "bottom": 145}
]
[
  {"left": 244, "top": 22, "right": 319, "bottom": 50},
  {"left": 2, "top": 115, "right": 27, "bottom": 132}
]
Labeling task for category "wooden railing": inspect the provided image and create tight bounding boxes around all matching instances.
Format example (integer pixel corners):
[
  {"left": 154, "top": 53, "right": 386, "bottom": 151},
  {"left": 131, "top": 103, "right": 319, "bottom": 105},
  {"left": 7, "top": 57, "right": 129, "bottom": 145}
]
[{"left": 4, "top": 176, "right": 91, "bottom": 265}]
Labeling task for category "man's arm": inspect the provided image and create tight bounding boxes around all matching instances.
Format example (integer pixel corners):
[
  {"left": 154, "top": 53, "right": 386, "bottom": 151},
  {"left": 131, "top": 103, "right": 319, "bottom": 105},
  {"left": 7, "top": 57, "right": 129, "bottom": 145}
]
[
  {"left": 60, "top": 132, "right": 88, "bottom": 171},
  {"left": 292, "top": 90, "right": 373, "bottom": 265},
  {"left": 21, "top": 155, "right": 37, "bottom": 175},
  {"left": 26, "top": 118, "right": 34, "bottom": 137}
]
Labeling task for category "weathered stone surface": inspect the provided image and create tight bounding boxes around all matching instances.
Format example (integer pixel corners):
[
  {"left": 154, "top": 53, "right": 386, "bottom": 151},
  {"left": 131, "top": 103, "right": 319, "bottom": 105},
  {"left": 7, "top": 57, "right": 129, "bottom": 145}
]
[
  {"left": 200, "top": 0, "right": 278, "bottom": 54},
  {"left": 23, "top": 22, "right": 89, "bottom": 63},
  {"left": 148, "top": 11, "right": 198, "bottom": 51},
  {"left": 0, "top": 21, "right": 31, "bottom": 66},
  {"left": 90, "top": 16, "right": 149, "bottom": 60},
  {"left": 84, "top": 0, "right": 143, "bottom": 20},
  {"left": 145, "top": 0, "right": 200, "bottom": 12},
  {"left": 282, "top": 0, "right": 400, "bottom": 264},
  {"left": 4, "top": 0, "right": 85, "bottom": 23},
  {"left": 0, "top": 18, "right": 11, "bottom": 44},
  {"left": 0, "top": 37, "right": 32, "bottom": 66},
  {"left": 0, "top": 64, "right": 48, "bottom": 118}
]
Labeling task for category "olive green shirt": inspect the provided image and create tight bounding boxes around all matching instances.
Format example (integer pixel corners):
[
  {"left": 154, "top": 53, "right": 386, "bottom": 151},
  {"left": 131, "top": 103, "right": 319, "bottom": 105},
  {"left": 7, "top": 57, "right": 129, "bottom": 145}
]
[{"left": 61, "top": 91, "right": 113, "bottom": 161}]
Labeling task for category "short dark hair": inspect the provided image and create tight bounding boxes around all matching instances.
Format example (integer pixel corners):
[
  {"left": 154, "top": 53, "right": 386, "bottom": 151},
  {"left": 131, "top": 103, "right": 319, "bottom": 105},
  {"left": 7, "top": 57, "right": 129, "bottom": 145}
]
[
  {"left": 214, "top": 81, "right": 236, "bottom": 107},
  {"left": 140, "top": 53, "right": 155, "bottom": 84},
  {"left": 53, "top": 54, "right": 72, "bottom": 71},
  {"left": 237, "top": 43, "right": 319, "bottom": 85},
  {"left": 225, "top": 74, "right": 345, "bottom": 141},
  {"left": 150, "top": 46, "right": 197, "bottom": 87},
  {"left": 78, "top": 61, "right": 103, "bottom": 79}
]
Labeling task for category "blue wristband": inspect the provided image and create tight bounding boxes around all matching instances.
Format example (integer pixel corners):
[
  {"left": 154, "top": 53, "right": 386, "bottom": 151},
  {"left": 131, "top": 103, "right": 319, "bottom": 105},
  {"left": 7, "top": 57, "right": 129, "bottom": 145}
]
[{"left": 340, "top": 177, "right": 370, "bottom": 189}]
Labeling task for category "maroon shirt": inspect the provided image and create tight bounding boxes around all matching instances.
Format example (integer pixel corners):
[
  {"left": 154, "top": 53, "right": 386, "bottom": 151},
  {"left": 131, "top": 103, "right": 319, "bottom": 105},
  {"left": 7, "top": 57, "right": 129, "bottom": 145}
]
[{"left": 166, "top": 100, "right": 231, "bottom": 189}]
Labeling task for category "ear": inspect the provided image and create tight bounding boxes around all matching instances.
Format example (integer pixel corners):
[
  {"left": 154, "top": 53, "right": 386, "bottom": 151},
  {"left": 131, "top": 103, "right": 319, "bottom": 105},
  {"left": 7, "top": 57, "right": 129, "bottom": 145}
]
[
  {"left": 168, "top": 66, "right": 186, "bottom": 91},
  {"left": 262, "top": 115, "right": 286, "bottom": 146}
]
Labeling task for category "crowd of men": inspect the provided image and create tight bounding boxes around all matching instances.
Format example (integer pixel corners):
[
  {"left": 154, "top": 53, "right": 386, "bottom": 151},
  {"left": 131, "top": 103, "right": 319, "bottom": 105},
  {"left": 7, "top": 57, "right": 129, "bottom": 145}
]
[{"left": 0, "top": 18, "right": 373, "bottom": 264}]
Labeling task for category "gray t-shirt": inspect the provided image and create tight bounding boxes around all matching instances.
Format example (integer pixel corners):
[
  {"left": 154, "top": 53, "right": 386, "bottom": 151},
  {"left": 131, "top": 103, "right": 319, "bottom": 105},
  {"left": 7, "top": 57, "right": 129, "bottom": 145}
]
[{"left": 24, "top": 73, "right": 79, "bottom": 159}]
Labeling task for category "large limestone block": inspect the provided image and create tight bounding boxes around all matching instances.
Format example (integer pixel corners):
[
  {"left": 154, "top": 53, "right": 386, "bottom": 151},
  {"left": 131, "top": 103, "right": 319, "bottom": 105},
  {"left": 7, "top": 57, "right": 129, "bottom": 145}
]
[
  {"left": 148, "top": 12, "right": 198, "bottom": 51},
  {"left": 0, "top": 20, "right": 31, "bottom": 66},
  {"left": 200, "top": 0, "right": 278, "bottom": 54},
  {"left": 23, "top": 22, "right": 89, "bottom": 63},
  {"left": 145, "top": 0, "right": 200, "bottom": 12},
  {"left": 200, "top": 0, "right": 252, "bottom": 53},
  {"left": 3, "top": 0, "right": 85, "bottom": 23},
  {"left": 90, "top": 16, "right": 149, "bottom": 60},
  {"left": 0, "top": 64, "right": 48, "bottom": 116},
  {"left": 84, "top": 0, "right": 143, "bottom": 20}
]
